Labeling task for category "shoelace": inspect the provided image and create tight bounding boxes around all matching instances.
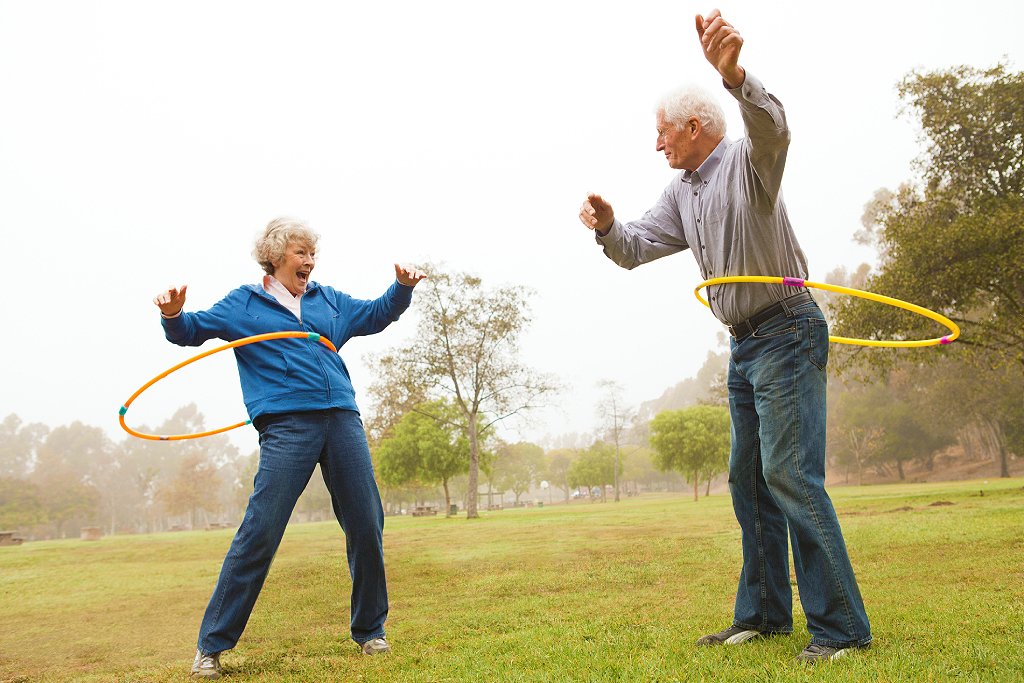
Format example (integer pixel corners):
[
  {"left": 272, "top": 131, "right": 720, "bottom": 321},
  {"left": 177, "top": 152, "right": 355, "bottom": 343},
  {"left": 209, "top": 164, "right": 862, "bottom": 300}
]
[{"left": 197, "top": 654, "right": 219, "bottom": 669}]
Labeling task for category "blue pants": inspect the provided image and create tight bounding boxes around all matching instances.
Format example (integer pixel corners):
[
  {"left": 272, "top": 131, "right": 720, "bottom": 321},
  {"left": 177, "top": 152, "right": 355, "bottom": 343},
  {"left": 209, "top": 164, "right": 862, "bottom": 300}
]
[
  {"left": 727, "top": 300, "right": 871, "bottom": 648},
  {"left": 197, "top": 409, "right": 388, "bottom": 654}
]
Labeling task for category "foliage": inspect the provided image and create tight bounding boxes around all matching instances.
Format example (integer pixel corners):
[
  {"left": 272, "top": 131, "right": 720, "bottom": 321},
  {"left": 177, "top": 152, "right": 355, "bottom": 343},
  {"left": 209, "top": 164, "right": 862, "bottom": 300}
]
[
  {"left": 834, "top": 63, "right": 1024, "bottom": 370},
  {"left": 567, "top": 441, "right": 619, "bottom": 501},
  {"left": 0, "top": 476, "right": 46, "bottom": 529},
  {"left": 369, "top": 265, "right": 557, "bottom": 518},
  {"left": 375, "top": 400, "right": 470, "bottom": 514},
  {"left": 158, "top": 452, "right": 223, "bottom": 527},
  {"left": 491, "top": 441, "right": 545, "bottom": 504},
  {"left": 649, "top": 406, "right": 730, "bottom": 501},
  {"left": 0, "top": 414, "right": 48, "bottom": 479},
  {"left": 545, "top": 448, "right": 576, "bottom": 503},
  {"left": 832, "top": 62, "right": 1024, "bottom": 478}
]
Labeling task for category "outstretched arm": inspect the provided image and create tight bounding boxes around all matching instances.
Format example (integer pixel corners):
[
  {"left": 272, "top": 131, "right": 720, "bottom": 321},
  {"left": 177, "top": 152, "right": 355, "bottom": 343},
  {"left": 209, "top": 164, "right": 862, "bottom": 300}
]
[{"left": 695, "top": 9, "right": 745, "bottom": 88}]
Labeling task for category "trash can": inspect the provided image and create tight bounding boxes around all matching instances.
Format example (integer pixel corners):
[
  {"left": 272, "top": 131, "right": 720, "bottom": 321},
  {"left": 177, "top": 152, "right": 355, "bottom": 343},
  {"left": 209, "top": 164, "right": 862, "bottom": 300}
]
[
  {"left": 537, "top": 501, "right": 544, "bottom": 508},
  {"left": 449, "top": 504, "right": 458, "bottom": 515}
]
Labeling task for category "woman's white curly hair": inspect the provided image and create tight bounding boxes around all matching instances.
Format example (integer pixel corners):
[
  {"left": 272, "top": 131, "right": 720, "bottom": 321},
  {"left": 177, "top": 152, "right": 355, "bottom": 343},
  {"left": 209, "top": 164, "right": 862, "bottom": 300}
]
[{"left": 252, "top": 217, "right": 320, "bottom": 275}]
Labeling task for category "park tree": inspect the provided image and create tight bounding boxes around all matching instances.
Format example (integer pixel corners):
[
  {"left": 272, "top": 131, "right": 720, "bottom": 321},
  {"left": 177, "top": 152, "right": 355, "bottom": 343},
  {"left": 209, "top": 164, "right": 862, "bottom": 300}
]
[
  {"left": 492, "top": 441, "right": 545, "bottom": 505},
  {"left": 649, "top": 406, "right": 730, "bottom": 501},
  {"left": 0, "top": 414, "right": 48, "bottom": 479},
  {"left": 545, "top": 448, "right": 576, "bottom": 503},
  {"left": 620, "top": 446, "right": 665, "bottom": 495},
  {"left": 369, "top": 266, "right": 557, "bottom": 518},
  {"left": 567, "top": 441, "right": 618, "bottom": 502},
  {"left": 0, "top": 477, "right": 46, "bottom": 530},
  {"left": 375, "top": 400, "right": 470, "bottom": 515},
  {"left": 31, "top": 422, "right": 112, "bottom": 537},
  {"left": 831, "top": 63, "right": 1024, "bottom": 474},
  {"left": 158, "top": 451, "right": 223, "bottom": 528},
  {"left": 595, "top": 380, "right": 632, "bottom": 502}
]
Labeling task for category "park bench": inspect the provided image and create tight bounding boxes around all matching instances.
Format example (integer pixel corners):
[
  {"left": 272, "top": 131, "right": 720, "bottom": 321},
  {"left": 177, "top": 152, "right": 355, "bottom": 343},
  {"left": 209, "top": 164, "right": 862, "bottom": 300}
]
[
  {"left": 80, "top": 526, "right": 102, "bottom": 541},
  {"left": 0, "top": 530, "right": 25, "bottom": 546},
  {"left": 411, "top": 506, "right": 438, "bottom": 517}
]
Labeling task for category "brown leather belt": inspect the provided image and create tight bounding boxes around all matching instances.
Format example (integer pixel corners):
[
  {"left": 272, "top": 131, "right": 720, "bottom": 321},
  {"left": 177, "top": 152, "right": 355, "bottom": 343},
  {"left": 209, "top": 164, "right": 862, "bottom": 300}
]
[{"left": 727, "top": 291, "right": 814, "bottom": 341}]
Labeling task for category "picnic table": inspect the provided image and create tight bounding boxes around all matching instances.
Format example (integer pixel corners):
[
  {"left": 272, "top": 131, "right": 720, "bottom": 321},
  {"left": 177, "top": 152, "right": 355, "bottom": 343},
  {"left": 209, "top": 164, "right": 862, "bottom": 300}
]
[
  {"left": 0, "top": 530, "right": 25, "bottom": 546},
  {"left": 411, "top": 506, "right": 438, "bottom": 517}
]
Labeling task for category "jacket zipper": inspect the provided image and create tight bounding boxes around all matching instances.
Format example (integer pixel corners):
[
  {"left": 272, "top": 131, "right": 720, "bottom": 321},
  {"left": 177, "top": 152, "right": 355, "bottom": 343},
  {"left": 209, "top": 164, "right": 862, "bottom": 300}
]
[{"left": 255, "top": 286, "right": 333, "bottom": 401}]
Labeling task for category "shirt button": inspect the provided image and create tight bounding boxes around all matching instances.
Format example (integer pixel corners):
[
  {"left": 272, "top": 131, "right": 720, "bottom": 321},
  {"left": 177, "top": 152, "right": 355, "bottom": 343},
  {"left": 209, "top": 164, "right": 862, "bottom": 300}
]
[
  {"left": 693, "top": 191, "right": 698, "bottom": 196},
  {"left": 701, "top": 245, "right": 706, "bottom": 250}
]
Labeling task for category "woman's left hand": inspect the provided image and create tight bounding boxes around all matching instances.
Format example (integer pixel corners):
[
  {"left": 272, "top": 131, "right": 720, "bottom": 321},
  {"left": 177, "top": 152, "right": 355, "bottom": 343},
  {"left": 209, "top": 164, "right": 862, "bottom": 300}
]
[{"left": 395, "top": 264, "right": 427, "bottom": 287}]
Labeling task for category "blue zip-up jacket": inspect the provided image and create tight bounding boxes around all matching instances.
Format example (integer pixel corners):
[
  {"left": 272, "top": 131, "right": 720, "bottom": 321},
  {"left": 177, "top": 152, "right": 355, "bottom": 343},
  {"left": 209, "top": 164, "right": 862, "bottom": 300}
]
[{"left": 161, "top": 279, "right": 413, "bottom": 420}]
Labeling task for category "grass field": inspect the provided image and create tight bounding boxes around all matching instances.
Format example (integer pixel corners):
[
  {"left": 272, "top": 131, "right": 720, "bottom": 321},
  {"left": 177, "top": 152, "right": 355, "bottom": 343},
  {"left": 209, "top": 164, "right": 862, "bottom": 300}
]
[{"left": 1, "top": 478, "right": 1023, "bottom": 682}]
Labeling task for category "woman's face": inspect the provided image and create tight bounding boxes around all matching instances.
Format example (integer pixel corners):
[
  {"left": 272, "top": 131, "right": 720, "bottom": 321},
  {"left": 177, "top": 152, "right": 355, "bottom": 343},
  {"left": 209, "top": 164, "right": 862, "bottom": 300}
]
[{"left": 273, "top": 241, "right": 316, "bottom": 296}]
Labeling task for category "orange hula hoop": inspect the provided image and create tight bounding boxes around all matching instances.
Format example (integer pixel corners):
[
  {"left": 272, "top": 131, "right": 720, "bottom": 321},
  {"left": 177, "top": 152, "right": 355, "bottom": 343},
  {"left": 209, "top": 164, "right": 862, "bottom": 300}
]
[{"left": 119, "top": 331, "right": 338, "bottom": 441}]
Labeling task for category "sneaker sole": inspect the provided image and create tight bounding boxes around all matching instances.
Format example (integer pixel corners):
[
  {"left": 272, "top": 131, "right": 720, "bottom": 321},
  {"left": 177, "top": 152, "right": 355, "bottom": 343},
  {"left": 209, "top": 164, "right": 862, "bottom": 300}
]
[{"left": 724, "top": 630, "right": 763, "bottom": 645}]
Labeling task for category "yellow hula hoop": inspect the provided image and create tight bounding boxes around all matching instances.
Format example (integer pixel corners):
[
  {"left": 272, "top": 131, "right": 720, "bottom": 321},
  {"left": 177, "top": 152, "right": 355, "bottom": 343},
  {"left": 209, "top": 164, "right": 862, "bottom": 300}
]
[
  {"left": 119, "top": 331, "right": 338, "bottom": 441},
  {"left": 694, "top": 276, "right": 960, "bottom": 348}
]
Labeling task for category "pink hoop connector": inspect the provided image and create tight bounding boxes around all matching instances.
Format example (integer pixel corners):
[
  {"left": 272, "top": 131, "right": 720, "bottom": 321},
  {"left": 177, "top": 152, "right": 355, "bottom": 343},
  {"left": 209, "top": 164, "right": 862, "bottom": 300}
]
[
  {"left": 940, "top": 336, "right": 952, "bottom": 344},
  {"left": 782, "top": 277, "right": 806, "bottom": 287}
]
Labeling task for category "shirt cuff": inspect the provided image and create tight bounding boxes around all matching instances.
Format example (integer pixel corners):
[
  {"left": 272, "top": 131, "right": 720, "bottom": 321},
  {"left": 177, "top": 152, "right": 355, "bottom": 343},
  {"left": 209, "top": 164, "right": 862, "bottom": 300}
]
[
  {"left": 160, "top": 310, "right": 182, "bottom": 319},
  {"left": 727, "top": 71, "right": 768, "bottom": 105}
]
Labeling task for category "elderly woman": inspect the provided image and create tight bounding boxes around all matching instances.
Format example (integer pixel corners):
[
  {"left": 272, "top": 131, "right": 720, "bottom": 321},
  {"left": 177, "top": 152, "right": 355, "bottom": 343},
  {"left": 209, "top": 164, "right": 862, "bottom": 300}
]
[{"left": 153, "top": 217, "right": 424, "bottom": 679}]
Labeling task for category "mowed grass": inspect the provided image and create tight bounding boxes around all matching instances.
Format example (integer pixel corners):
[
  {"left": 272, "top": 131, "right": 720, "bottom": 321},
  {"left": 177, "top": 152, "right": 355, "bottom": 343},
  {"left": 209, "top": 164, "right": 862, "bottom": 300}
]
[{"left": 1, "top": 479, "right": 1023, "bottom": 683}]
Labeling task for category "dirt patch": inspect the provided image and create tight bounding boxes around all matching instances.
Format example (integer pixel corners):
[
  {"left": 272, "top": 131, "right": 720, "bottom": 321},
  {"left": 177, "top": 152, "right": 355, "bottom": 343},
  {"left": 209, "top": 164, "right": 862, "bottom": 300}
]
[{"left": 928, "top": 501, "right": 955, "bottom": 507}]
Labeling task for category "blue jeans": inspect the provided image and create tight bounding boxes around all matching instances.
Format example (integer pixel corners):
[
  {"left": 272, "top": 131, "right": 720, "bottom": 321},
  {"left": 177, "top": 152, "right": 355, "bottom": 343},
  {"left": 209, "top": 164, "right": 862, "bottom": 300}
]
[
  {"left": 727, "top": 299, "right": 871, "bottom": 648},
  {"left": 197, "top": 409, "right": 388, "bottom": 654}
]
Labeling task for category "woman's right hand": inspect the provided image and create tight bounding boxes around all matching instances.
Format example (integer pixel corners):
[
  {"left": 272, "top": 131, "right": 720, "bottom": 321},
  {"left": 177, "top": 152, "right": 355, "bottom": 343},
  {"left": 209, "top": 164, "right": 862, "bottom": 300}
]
[{"left": 153, "top": 285, "right": 188, "bottom": 317}]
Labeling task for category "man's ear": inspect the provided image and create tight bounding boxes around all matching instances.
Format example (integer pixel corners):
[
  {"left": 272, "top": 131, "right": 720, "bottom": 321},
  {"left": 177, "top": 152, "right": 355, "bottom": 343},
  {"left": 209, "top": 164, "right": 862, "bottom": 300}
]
[{"left": 689, "top": 117, "right": 701, "bottom": 138}]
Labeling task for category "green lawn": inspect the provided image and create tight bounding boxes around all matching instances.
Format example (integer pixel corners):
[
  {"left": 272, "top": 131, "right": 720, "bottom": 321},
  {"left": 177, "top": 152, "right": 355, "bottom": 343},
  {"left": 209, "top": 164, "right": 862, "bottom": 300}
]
[{"left": 2, "top": 478, "right": 1023, "bottom": 682}]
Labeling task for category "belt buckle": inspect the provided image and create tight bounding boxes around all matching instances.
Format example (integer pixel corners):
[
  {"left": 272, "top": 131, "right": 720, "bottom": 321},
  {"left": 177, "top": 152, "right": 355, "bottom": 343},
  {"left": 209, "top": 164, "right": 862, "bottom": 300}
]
[{"left": 729, "top": 320, "right": 753, "bottom": 339}]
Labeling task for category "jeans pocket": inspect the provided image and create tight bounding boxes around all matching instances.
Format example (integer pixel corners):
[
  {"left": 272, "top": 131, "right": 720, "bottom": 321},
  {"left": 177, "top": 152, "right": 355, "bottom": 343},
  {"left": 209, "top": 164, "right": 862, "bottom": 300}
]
[
  {"left": 752, "top": 314, "right": 797, "bottom": 339},
  {"left": 808, "top": 318, "right": 829, "bottom": 369}
]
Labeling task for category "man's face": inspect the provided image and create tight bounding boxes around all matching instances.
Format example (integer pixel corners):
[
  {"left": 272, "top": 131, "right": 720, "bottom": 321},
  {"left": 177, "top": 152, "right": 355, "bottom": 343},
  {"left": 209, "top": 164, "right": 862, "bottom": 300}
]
[{"left": 656, "top": 111, "right": 700, "bottom": 171}]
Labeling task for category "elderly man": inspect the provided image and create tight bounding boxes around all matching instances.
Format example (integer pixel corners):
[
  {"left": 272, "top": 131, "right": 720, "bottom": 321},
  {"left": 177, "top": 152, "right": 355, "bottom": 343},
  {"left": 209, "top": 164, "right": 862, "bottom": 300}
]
[{"left": 579, "top": 10, "right": 871, "bottom": 662}]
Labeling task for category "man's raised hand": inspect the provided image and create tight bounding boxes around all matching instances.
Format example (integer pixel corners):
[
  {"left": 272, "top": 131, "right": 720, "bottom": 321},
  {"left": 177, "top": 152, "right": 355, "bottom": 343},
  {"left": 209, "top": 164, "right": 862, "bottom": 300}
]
[{"left": 695, "top": 9, "right": 745, "bottom": 88}]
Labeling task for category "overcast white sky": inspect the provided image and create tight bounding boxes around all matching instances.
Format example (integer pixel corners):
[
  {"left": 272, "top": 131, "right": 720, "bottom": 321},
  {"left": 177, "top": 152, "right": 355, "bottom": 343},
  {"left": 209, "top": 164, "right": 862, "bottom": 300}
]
[{"left": 2, "top": 1, "right": 1021, "bottom": 454}]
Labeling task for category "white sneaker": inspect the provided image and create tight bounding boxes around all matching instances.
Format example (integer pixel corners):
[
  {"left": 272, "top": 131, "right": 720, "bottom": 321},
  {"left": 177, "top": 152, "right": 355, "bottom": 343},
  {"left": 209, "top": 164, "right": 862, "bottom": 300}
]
[
  {"left": 361, "top": 637, "right": 391, "bottom": 655},
  {"left": 191, "top": 649, "right": 222, "bottom": 679}
]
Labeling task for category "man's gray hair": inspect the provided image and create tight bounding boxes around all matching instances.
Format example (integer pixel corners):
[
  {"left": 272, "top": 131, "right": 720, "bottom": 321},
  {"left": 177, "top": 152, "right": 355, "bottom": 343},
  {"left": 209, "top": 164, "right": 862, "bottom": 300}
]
[
  {"left": 657, "top": 85, "right": 726, "bottom": 139},
  {"left": 252, "top": 217, "right": 320, "bottom": 275}
]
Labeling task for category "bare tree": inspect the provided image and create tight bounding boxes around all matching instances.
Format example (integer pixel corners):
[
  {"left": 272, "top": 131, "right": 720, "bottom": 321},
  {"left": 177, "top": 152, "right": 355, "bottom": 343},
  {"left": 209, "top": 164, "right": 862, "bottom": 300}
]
[
  {"left": 596, "top": 380, "right": 632, "bottom": 502},
  {"left": 368, "top": 266, "right": 557, "bottom": 518}
]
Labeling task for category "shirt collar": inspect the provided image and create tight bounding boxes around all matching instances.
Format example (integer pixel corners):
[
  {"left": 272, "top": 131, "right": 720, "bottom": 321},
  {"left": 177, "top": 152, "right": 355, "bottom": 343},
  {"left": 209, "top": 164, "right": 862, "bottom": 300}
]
[
  {"left": 683, "top": 136, "right": 731, "bottom": 185},
  {"left": 263, "top": 274, "right": 303, "bottom": 299}
]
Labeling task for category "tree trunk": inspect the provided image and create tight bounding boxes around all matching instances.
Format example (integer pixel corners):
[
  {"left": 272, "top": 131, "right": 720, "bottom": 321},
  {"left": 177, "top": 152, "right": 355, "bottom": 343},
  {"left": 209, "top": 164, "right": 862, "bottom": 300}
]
[
  {"left": 467, "top": 414, "right": 480, "bottom": 519},
  {"left": 443, "top": 479, "right": 452, "bottom": 516},
  {"left": 896, "top": 459, "right": 905, "bottom": 480},
  {"left": 614, "top": 444, "right": 620, "bottom": 503},
  {"left": 693, "top": 471, "right": 699, "bottom": 502}
]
